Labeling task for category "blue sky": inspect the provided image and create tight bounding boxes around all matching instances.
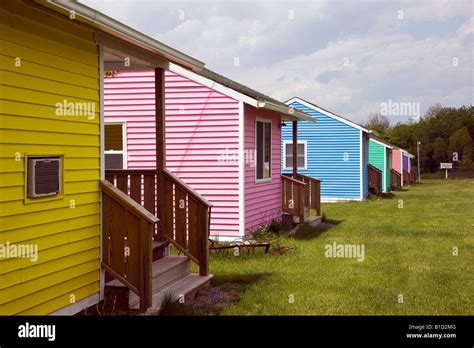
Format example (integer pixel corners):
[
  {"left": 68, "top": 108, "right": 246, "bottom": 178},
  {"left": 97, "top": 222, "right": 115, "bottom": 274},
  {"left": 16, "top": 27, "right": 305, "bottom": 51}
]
[{"left": 82, "top": 0, "right": 473, "bottom": 124}]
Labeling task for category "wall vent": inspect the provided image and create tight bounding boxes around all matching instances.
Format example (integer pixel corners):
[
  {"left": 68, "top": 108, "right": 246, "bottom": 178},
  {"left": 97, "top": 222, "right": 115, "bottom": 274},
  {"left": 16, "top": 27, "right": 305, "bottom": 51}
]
[{"left": 27, "top": 156, "right": 62, "bottom": 198}]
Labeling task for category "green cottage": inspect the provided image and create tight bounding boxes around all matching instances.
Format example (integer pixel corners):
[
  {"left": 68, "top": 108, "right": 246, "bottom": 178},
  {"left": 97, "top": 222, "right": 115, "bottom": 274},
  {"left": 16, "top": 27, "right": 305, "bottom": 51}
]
[{"left": 369, "top": 137, "right": 394, "bottom": 192}]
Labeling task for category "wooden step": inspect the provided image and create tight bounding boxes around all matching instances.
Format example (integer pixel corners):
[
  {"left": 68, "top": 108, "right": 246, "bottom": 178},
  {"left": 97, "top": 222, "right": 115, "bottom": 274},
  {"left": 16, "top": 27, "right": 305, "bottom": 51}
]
[
  {"left": 144, "top": 273, "right": 213, "bottom": 311},
  {"left": 151, "top": 255, "right": 191, "bottom": 290}
]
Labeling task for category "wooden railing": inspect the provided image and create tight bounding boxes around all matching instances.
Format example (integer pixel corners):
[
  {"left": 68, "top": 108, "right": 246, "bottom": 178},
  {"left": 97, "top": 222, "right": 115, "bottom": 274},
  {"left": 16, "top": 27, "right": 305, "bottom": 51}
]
[
  {"left": 403, "top": 170, "right": 410, "bottom": 185},
  {"left": 105, "top": 169, "right": 212, "bottom": 276},
  {"left": 390, "top": 169, "right": 401, "bottom": 190},
  {"left": 286, "top": 173, "right": 322, "bottom": 216},
  {"left": 281, "top": 174, "right": 305, "bottom": 222},
  {"left": 100, "top": 180, "right": 158, "bottom": 311},
  {"left": 163, "top": 169, "right": 212, "bottom": 276},
  {"left": 368, "top": 164, "right": 382, "bottom": 194}
]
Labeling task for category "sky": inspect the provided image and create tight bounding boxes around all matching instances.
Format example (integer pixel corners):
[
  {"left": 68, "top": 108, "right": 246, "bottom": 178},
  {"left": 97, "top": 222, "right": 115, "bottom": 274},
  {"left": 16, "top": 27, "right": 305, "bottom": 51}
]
[{"left": 81, "top": 0, "right": 473, "bottom": 124}]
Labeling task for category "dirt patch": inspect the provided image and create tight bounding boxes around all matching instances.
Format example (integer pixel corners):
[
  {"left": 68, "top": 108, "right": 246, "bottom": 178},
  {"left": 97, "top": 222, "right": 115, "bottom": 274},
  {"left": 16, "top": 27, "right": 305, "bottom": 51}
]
[{"left": 188, "top": 282, "right": 244, "bottom": 315}]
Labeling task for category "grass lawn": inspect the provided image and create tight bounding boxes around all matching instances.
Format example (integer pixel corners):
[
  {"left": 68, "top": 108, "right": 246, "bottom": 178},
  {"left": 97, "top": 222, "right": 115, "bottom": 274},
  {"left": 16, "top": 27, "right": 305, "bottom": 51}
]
[{"left": 208, "top": 179, "right": 474, "bottom": 315}]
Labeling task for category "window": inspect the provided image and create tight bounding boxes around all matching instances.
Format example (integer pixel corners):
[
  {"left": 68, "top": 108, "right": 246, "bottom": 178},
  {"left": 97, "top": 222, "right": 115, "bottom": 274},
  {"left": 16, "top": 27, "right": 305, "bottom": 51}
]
[
  {"left": 256, "top": 119, "right": 272, "bottom": 181},
  {"left": 105, "top": 123, "right": 126, "bottom": 169},
  {"left": 284, "top": 141, "right": 307, "bottom": 170}
]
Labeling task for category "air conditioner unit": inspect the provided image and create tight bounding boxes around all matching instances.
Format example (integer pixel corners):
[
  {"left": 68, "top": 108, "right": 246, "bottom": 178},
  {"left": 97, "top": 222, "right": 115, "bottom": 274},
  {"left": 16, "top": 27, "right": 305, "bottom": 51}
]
[{"left": 27, "top": 157, "right": 62, "bottom": 198}]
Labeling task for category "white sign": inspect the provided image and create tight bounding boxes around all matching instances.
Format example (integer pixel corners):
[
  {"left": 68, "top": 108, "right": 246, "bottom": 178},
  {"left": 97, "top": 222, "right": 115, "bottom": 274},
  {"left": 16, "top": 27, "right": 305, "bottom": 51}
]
[{"left": 440, "top": 163, "right": 453, "bottom": 169}]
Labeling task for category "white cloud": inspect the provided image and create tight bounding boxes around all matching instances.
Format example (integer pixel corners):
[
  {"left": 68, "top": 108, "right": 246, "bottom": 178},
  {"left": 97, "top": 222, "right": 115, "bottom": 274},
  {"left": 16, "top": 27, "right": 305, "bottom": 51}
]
[{"left": 80, "top": 0, "right": 473, "bottom": 123}]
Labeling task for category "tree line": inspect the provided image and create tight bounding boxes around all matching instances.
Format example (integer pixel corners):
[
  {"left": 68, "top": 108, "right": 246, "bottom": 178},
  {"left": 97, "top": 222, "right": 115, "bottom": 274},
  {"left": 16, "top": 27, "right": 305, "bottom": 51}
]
[{"left": 365, "top": 104, "right": 474, "bottom": 174}]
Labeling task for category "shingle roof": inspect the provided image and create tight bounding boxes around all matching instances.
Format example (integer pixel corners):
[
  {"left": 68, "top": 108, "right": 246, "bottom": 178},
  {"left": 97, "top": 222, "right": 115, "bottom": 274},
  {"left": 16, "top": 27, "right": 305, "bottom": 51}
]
[{"left": 196, "top": 68, "right": 290, "bottom": 109}]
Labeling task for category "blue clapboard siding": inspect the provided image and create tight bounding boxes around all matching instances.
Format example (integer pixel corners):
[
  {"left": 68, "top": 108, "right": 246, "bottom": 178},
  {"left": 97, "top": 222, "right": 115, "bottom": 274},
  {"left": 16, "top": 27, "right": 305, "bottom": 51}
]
[{"left": 282, "top": 101, "right": 365, "bottom": 201}]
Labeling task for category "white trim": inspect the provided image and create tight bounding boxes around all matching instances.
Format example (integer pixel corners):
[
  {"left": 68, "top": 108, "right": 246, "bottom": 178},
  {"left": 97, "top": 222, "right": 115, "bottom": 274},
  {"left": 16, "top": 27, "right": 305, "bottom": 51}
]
[
  {"left": 285, "top": 97, "right": 370, "bottom": 132},
  {"left": 369, "top": 137, "right": 394, "bottom": 150},
  {"left": 321, "top": 197, "right": 363, "bottom": 203},
  {"left": 49, "top": 293, "right": 100, "bottom": 316},
  {"left": 255, "top": 117, "right": 272, "bottom": 183},
  {"left": 104, "top": 121, "right": 128, "bottom": 169},
  {"left": 400, "top": 151, "right": 404, "bottom": 187},
  {"left": 282, "top": 140, "right": 308, "bottom": 170},
  {"left": 359, "top": 130, "right": 363, "bottom": 199},
  {"left": 212, "top": 235, "right": 245, "bottom": 242},
  {"left": 99, "top": 45, "right": 105, "bottom": 301},
  {"left": 169, "top": 64, "right": 312, "bottom": 121},
  {"left": 238, "top": 101, "right": 245, "bottom": 237},
  {"left": 383, "top": 148, "right": 387, "bottom": 192}
]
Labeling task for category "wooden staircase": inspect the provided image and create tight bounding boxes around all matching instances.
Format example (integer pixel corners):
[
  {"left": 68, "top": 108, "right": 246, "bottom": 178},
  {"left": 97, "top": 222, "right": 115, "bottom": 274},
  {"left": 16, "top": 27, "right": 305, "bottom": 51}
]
[
  {"left": 106, "top": 255, "right": 212, "bottom": 310},
  {"left": 101, "top": 169, "right": 213, "bottom": 311}
]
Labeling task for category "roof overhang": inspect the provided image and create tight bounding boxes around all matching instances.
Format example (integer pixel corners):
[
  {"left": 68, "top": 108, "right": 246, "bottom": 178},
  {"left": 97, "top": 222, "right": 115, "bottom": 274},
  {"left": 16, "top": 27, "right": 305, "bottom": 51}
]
[
  {"left": 369, "top": 136, "right": 395, "bottom": 150},
  {"left": 286, "top": 97, "right": 368, "bottom": 131},
  {"left": 401, "top": 149, "right": 415, "bottom": 158},
  {"left": 36, "top": 0, "right": 205, "bottom": 71},
  {"left": 257, "top": 101, "right": 315, "bottom": 122}
]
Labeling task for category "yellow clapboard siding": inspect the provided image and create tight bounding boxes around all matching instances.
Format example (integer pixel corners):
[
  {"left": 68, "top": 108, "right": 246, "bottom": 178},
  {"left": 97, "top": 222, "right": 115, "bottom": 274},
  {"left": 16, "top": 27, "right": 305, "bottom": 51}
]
[
  {"left": 0, "top": 39, "right": 98, "bottom": 78},
  {"left": 0, "top": 6, "right": 98, "bottom": 67},
  {"left": 0, "top": 144, "right": 99, "bottom": 160},
  {"left": 0, "top": 180, "right": 99, "bottom": 203},
  {"left": 1, "top": 260, "right": 99, "bottom": 304},
  {"left": 0, "top": 23, "right": 98, "bottom": 67},
  {"left": 17, "top": 282, "right": 99, "bottom": 315},
  {"left": 0, "top": 129, "right": 99, "bottom": 147},
  {"left": 0, "top": 203, "right": 99, "bottom": 231},
  {"left": 0, "top": 54, "right": 98, "bottom": 89},
  {"left": 0, "top": 172, "right": 22, "bottom": 187},
  {"left": 0, "top": 100, "right": 99, "bottom": 124},
  {"left": 0, "top": 169, "right": 99, "bottom": 188},
  {"left": 0, "top": 237, "right": 99, "bottom": 276},
  {"left": 0, "top": 1, "right": 95, "bottom": 43},
  {"left": 0, "top": 215, "right": 99, "bottom": 243},
  {"left": 0, "top": 0, "right": 103, "bottom": 315},
  {"left": 0, "top": 114, "right": 99, "bottom": 136},
  {"left": 0, "top": 70, "right": 99, "bottom": 101},
  {"left": 2, "top": 248, "right": 99, "bottom": 289},
  {"left": 1, "top": 85, "right": 100, "bottom": 111},
  {"left": 1, "top": 271, "right": 99, "bottom": 315}
]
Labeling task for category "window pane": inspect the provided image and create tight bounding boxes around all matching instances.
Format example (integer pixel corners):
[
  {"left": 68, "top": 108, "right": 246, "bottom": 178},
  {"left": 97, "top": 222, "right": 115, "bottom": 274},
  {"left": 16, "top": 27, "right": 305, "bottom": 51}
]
[
  {"left": 105, "top": 153, "right": 123, "bottom": 169},
  {"left": 256, "top": 122, "right": 263, "bottom": 179},
  {"left": 297, "top": 156, "right": 305, "bottom": 168},
  {"left": 285, "top": 155, "right": 293, "bottom": 168},
  {"left": 264, "top": 123, "right": 271, "bottom": 178},
  {"left": 297, "top": 143, "right": 305, "bottom": 155},
  {"left": 105, "top": 124, "right": 123, "bottom": 151}
]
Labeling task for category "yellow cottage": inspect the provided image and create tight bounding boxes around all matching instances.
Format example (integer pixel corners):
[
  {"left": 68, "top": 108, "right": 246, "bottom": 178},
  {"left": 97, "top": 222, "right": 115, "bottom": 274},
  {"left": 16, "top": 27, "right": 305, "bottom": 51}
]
[{"left": 0, "top": 0, "right": 212, "bottom": 315}]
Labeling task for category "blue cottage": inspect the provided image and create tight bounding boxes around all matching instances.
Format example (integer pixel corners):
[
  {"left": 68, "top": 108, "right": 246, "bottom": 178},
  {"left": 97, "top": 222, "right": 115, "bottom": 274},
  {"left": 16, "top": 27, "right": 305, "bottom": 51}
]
[{"left": 282, "top": 97, "right": 371, "bottom": 202}]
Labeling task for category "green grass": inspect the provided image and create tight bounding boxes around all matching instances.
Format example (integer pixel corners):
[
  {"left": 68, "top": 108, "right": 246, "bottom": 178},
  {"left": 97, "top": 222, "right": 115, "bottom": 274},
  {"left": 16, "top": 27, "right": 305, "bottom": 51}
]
[{"left": 208, "top": 179, "right": 474, "bottom": 315}]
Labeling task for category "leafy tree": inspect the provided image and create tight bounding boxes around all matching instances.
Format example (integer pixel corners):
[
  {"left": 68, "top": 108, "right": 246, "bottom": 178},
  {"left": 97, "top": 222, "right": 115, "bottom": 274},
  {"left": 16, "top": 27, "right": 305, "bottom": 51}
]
[
  {"left": 432, "top": 137, "right": 447, "bottom": 163},
  {"left": 448, "top": 126, "right": 472, "bottom": 160},
  {"left": 365, "top": 113, "right": 391, "bottom": 135}
]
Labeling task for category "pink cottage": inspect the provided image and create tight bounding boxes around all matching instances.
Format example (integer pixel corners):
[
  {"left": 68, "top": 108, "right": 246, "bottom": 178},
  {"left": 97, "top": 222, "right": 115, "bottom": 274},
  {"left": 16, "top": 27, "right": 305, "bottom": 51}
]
[{"left": 104, "top": 64, "right": 314, "bottom": 240}]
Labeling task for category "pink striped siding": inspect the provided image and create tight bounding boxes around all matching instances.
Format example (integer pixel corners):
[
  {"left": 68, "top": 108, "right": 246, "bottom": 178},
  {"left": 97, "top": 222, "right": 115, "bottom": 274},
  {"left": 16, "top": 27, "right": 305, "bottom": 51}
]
[
  {"left": 392, "top": 149, "right": 402, "bottom": 174},
  {"left": 104, "top": 70, "right": 241, "bottom": 237},
  {"left": 244, "top": 104, "right": 282, "bottom": 233}
]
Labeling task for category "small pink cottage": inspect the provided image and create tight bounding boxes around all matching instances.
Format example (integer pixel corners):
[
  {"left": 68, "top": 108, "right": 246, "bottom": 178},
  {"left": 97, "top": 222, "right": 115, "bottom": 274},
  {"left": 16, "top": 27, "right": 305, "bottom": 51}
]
[{"left": 104, "top": 64, "right": 314, "bottom": 240}]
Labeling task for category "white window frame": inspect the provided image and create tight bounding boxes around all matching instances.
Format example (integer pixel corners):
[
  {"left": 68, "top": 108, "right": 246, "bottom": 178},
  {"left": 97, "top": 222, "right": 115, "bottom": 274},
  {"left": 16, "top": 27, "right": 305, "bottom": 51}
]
[
  {"left": 104, "top": 121, "right": 127, "bottom": 169},
  {"left": 283, "top": 140, "right": 307, "bottom": 170},
  {"left": 255, "top": 118, "right": 272, "bottom": 183}
]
